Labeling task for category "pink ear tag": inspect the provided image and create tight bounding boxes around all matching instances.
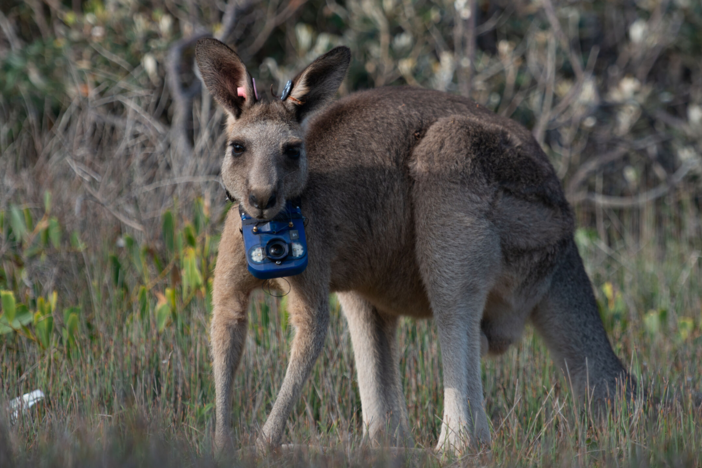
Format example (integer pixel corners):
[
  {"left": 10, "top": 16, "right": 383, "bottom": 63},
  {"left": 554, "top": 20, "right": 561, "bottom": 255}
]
[{"left": 236, "top": 79, "right": 259, "bottom": 101}]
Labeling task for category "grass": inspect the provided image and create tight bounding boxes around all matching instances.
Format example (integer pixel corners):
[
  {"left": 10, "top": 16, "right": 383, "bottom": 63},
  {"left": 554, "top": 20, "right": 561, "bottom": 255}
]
[{"left": 0, "top": 195, "right": 701, "bottom": 467}]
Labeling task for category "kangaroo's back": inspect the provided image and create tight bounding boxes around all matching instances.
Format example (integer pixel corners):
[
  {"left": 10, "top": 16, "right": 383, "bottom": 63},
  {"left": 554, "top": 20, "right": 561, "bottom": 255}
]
[
  {"left": 303, "top": 86, "right": 574, "bottom": 280},
  {"left": 305, "top": 86, "right": 543, "bottom": 172}
]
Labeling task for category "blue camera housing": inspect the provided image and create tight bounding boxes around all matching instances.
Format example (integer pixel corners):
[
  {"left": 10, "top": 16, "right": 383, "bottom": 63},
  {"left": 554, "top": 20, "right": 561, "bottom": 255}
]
[{"left": 239, "top": 199, "right": 308, "bottom": 280}]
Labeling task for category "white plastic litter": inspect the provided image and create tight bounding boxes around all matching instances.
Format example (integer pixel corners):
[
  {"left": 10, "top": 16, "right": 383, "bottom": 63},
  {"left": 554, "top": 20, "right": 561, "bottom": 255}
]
[{"left": 8, "top": 389, "right": 45, "bottom": 423}]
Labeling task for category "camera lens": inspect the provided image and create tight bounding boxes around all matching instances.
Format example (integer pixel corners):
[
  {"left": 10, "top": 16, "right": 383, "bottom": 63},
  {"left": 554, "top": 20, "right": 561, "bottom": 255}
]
[
  {"left": 269, "top": 243, "right": 284, "bottom": 257},
  {"left": 265, "top": 239, "right": 289, "bottom": 261}
]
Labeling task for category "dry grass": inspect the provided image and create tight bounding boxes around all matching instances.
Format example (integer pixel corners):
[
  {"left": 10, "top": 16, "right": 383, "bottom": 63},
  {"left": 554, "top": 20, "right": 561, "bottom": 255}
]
[{"left": 1, "top": 212, "right": 701, "bottom": 466}]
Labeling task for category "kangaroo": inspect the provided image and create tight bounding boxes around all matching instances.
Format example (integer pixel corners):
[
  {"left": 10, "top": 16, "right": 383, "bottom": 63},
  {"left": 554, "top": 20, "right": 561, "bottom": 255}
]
[{"left": 195, "top": 38, "right": 634, "bottom": 453}]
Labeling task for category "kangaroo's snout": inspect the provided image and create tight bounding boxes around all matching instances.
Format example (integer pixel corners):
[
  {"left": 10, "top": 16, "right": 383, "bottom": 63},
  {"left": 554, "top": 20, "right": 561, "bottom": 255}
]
[{"left": 248, "top": 187, "right": 277, "bottom": 211}]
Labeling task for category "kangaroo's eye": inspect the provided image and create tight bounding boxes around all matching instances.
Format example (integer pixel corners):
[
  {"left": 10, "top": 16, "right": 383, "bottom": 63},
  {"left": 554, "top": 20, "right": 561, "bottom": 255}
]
[
  {"left": 230, "top": 142, "right": 245, "bottom": 156},
  {"left": 285, "top": 145, "right": 301, "bottom": 160}
]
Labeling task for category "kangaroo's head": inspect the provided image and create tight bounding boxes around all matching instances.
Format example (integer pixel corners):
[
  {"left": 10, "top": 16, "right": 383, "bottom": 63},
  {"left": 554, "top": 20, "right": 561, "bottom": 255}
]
[{"left": 195, "top": 39, "right": 351, "bottom": 219}]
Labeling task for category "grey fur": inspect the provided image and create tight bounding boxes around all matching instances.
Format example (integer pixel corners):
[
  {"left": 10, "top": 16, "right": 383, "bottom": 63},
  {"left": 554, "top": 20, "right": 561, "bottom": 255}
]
[{"left": 196, "top": 40, "right": 634, "bottom": 454}]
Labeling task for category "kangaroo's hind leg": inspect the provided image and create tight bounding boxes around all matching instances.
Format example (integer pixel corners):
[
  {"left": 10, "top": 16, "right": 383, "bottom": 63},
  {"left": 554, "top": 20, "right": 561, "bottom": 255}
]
[
  {"left": 531, "top": 240, "right": 634, "bottom": 403},
  {"left": 339, "top": 293, "right": 411, "bottom": 446},
  {"left": 414, "top": 211, "right": 499, "bottom": 453},
  {"left": 411, "top": 117, "right": 506, "bottom": 452}
]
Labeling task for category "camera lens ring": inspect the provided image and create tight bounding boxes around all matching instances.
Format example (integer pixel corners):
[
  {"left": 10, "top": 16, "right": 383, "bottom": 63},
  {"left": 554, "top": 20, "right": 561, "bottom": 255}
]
[{"left": 265, "top": 238, "right": 289, "bottom": 261}]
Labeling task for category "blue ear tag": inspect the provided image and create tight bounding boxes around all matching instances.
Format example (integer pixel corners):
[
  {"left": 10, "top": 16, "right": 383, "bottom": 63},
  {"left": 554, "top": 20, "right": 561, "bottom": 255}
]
[
  {"left": 239, "top": 199, "right": 308, "bottom": 280},
  {"left": 281, "top": 80, "right": 293, "bottom": 101}
]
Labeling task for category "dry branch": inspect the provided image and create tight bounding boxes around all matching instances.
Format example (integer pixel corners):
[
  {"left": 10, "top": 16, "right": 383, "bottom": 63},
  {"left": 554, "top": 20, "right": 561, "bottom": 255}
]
[
  {"left": 243, "top": 0, "right": 308, "bottom": 59},
  {"left": 455, "top": 0, "right": 477, "bottom": 97},
  {"left": 0, "top": 10, "right": 22, "bottom": 52},
  {"left": 566, "top": 136, "right": 668, "bottom": 198},
  {"left": 573, "top": 159, "right": 698, "bottom": 208},
  {"left": 66, "top": 158, "right": 145, "bottom": 231}
]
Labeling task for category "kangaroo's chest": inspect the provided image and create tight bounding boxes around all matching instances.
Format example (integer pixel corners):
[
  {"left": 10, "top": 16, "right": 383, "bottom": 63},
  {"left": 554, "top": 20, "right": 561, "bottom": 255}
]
[
  {"left": 330, "top": 241, "right": 433, "bottom": 318},
  {"left": 321, "top": 189, "right": 433, "bottom": 318}
]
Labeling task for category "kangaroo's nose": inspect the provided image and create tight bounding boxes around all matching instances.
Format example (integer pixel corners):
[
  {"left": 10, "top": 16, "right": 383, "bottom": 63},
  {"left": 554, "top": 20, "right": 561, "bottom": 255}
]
[{"left": 249, "top": 190, "right": 277, "bottom": 210}]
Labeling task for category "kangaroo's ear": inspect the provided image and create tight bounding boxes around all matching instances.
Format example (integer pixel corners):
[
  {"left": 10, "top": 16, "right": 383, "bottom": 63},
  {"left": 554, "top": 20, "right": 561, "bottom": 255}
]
[
  {"left": 195, "top": 38, "right": 256, "bottom": 118},
  {"left": 285, "top": 46, "right": 351, "bottom": 121}
]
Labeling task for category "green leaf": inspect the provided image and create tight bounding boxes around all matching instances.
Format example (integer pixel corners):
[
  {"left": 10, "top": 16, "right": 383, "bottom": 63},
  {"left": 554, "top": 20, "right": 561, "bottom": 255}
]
[
  {"left": 124, "top": 235, "right": 142, "bottom": 273},
  {"left": 1, "top": 290, "right": 16, "bottom": 324},
  {"left": 280, "top": 296, "right": 289, "bottom": 335},
  {"left": 63, "top": 306, "right": 80, "bottom": 324},
  {"left": 48, "top": 217, "right": 61, "bottom": 248},
  {"left": 109, "top": 254, "right": 122, "bottom": 286},
  {"left": 151, "top": 249, "right": 163, "bottom": 273},
  {"left": 15, "top": 304, "right": 32, "bottom": 326},
  {"left": 37, "top": 296, "right": 53, "bottom": 317},
  {"left": 0, "top": 304, "right": 31, "bottom": 334},
  {"left": 23, "top": 208, "right": 34, "bottom": 232},
  {"left": 193, "top": 198, "right": 207, "bottom": 235},
  {"left": 49, "top": 291, "right": 57, "bottom": 313},
  {"left": 63, "top": 11, "right": 77, "bottom": 26},
  {"left": 678, "top": 317, "right": 694, "bottom": 342},
  {"left": 35, "top": 311, "right": 53, "bottom": 349},
  {"left": 193, "top": 197, "right": 205, "bottom": 235},
  {"left": 66, "top": 313, "right": 79, "bottom": 339},
  {"left": 574, "top": 228, "right": 598, "bottom": 251},
  {"left": 44, "top": 191, "right": 52, "bottom": 214},
  {"left": 203, "top": 234, "right": 211, "bottom": 259},
  {"left": 71, "top": 231, "right": 85, "bottom": 251},
  {"left": 10, "top": 206, "right": 27, "bottom": 240},
  {"left": 24, "top": 236, "right": 44, "bottom": 259},
  {"left": 182, "top": 247, "right": 203, "bottom": 298},
  {"left": 36, "top": 298, "right": 45, "bottom": 318},
  {"left": 205, "top": 278, "right": 214, "bottom": 314},
  {"left": 162, "top": 211, "right": 175, "bottom": 254},
  {"left": 138, "top": 286, "right": 149, "bottom": 321},
  {"left": 41, "top": 225, "right": 49, "bottom": 247},
  {"left": 140, "top": 245, "right": 150, "bottom": 282},
  {"left": 176, "top": 231, "right": 184, "bottom": 257},
  {"left": 165, "top": 288, "right": 176, "bottom": 311},
  {"left": 644, "top": 310, "right": 660, "bottom": 337},
  {"left": 261, "top": 302, "right": 270, "bottom": 328},
  {"left": 184, "top": 224, "right": 197, "bottom": 248},
  {"left": 0, "top": 317, "right": 13, "bottom": 335},
  {"left": 156, "top": 303, "right": 170, "bottom": 332}
]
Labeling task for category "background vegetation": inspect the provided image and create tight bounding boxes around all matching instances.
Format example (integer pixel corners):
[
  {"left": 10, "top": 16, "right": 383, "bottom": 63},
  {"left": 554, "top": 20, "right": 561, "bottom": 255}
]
[{"left": 1, "top": 0, "right": 701, "bottom": 466}]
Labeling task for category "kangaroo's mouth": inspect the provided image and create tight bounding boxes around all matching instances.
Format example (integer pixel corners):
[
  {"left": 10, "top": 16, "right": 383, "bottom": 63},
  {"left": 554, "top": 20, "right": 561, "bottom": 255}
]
[{"left": 244, "top": 199, "right": 285, "bottom": 221}]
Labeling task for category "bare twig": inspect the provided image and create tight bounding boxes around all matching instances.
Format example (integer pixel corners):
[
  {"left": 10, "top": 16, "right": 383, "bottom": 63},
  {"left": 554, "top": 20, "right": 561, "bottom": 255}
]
[
  {"left": 0, "top": 10, "right": 22, "bottom": 52},
  {"left": 566, "top": 136, "right": 667, "bottom": 197},
  {"left": 456, "top": 0, "right": 477, "bottom": 97},
  {"left": 533, "top": 33, "right": 557, "bottom": 144},
  {"left": 475, "top": 5, "right": 513, "bottom": 36},
  {"left": 463, "top": 0, "right": 476, "bottom": 96},
  {"left": 244, "top": 0, "right": 308, "bottom": 59},
  {"left": 548, "top": 46, "right": 599, "bottom": 125},
  {"left": 26, "top": 0, "right": 50, "bottom": 40},
  {"left": 534, "top": 0, "right": 600, "bottom": 143},
  {"left": 571, "top": 160, "right": 697, "bottom": 207},
  {"left": 541, "top": 0, "right": 583, "bottom": 81},
  {"left": 218, "top": 0, "right": 251, "bottom": 43},
  {"left": 121, "top": 176, "right": 223, "bottom": 201},
  {"left": 66, "top": 158, "right": 145, "bottom": 231},
  {"left": 91, "top": 43, "right": 134, "bottom": 72}
]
